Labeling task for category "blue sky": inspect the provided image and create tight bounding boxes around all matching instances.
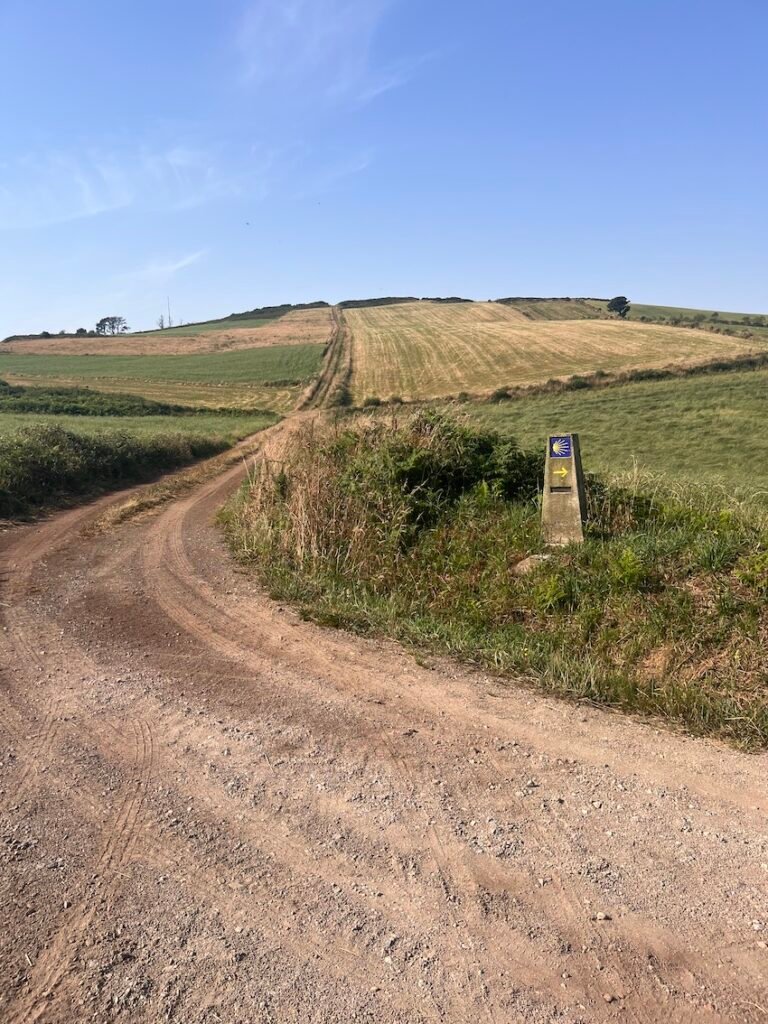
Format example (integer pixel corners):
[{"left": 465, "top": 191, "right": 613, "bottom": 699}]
[{"left": 1, "top": 0, "right": 766, "bottom": 335}]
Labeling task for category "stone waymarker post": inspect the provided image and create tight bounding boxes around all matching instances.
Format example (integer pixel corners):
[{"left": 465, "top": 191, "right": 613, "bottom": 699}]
[{"left": 541, "top": 433, "right": 586, "bottom": 545}]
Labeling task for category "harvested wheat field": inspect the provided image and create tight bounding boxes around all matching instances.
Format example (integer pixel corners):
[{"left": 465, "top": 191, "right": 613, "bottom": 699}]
[
  {"left": 2, "top": 307, "right": 335, "bottom": 356},
  {"left": 345, "top": 301, "right": 765, "bottom": 401}
]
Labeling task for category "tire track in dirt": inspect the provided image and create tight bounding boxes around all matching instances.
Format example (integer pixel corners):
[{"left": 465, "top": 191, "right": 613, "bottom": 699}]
[
  {"left": 1, "top": 417, "right": 767, "bottom": 1022},
  {"left": 4, "top": 714, "right": 157, "bottom": 1024},
  {"left": 133, "top": 473, "right": 597, "bottom": 1017},
  {"left": 134, "top": 448, "right": 754, "bottom": 1021},
  {"left": 297, "top": 305, "right": 349, "bottom": 410},
  {"left": 94, "top": 718, "right": 155, "bottom": 884},
  {"left": 378, "top": 730, "right": 499, "bottom": 1024},
  {"left": 139, "top": 555, "right": 495, "bottom": 1015}
]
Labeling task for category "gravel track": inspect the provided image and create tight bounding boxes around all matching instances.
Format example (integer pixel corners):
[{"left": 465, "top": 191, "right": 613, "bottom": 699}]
[{"left": 1, "top": 417, "right": 767, "bottom": 1023}]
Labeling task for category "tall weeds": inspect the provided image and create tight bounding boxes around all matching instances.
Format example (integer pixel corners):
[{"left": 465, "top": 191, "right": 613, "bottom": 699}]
[{"left": 223, "top": 410, "right": 768, "bottom": 746}]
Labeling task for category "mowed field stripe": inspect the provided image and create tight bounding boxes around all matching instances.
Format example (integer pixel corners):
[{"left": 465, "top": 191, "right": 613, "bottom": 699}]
[{"left": 345, "top": 301, "right": 767, "bottom": 401}]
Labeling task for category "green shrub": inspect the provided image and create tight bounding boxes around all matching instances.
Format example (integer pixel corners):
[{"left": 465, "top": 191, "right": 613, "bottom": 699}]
[
  {"left": 0, "top": 424, "right": 226, "bottom": 516},
  {"left": 223, "top": 411, "right": 768, "bottom": 746}
]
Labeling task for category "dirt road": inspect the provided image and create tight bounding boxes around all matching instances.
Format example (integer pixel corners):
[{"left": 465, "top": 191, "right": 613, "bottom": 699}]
[{"left": 1, "top": 418, "right": 767, "bottom": 1023}]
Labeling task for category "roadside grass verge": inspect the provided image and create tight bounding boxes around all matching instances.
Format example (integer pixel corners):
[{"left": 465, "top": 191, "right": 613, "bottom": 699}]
[
  {"left": 0, "top": 402, "right": 276, "bottom": 517},
  {"left": 87, "top": 438, "right": 267, "bottom": 534},
  {"left": 222, "top": 410, "right": 768, "bottom": 747},
  {"left": 0, "top": 425, "right": 227, "bottom": 517}
]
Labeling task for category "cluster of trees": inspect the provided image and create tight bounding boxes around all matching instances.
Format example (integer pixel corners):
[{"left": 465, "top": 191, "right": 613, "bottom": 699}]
[
  {"left": 14, "top": 315, "right": 129, "bottom": 341},
  {"left": 95, "top": 316, "right": 128, "bottom": 335},
  {"left": 607, "top": 295, "right": 631, "bottom": 318}
]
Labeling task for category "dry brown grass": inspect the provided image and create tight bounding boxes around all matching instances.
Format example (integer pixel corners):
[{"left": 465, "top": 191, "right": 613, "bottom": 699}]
[
  {"left": 345, "top": 301, "right": 766, "bottom": 401},
  {"left": 87, "top": 441, "right": 263, "bottom": 534},
  {"left": 2, "top": 308, "right": 334, "bottom": 356}
]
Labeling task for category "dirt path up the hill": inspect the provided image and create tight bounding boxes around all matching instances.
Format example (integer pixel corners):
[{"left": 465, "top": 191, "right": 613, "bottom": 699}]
[{"left": 0, "top": 416, "right": 767, "bottom": 1023}]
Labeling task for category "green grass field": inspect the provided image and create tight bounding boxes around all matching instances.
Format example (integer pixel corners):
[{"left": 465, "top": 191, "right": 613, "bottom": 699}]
[
  {"left": 465, "top": 367, "right": 768, "bottom": 498},
  {"left": 0, "top": 343, "right": 325, "bottom": 412},
  {"left": 628, "top": 302, "right": 767, "bottom": 323},
  {"left": 0, "top": 344, "right": 323, "bottom": 385},
  {"left": 0, "top": 410, "right": 275, "bottom": 444}
]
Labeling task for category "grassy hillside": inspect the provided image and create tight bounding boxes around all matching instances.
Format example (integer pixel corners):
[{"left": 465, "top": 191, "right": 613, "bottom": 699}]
[
  {"left": 627, "top": 302, "right": 767, "bottom": 325},
  {"left": 133, "top": 315, "right": 284, "bottom": 336},
  {"left": 466, "top": 367, "right": 768, "bottom": 498},
  {"left": 0, "top": 342, "right": 325, "bottom": 412},
  {"left": 581, "top": 300, "right": 768, "bottom": 343},
  {"left": 345, "top": 300, "right": 765, "bottom": 402},
  {"left": 2, "top": 307, "right": 334, "bottom": 357}
]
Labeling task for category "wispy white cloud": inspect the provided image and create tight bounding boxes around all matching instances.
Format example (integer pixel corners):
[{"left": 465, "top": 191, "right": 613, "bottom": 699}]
[
  {"left": 236, "top": 0, "right": 417, "bottom": 106},
  {"left": 291, "top": 150, "right": 373, "bottom": 199},
  {"left": 117, "top": 249, "right": 208, "bottom": 288},
  {"left": 0, "top": 145, "right": 247, "bottom": 230}
]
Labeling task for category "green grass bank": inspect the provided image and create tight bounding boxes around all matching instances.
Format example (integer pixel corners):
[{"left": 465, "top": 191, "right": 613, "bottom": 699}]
[
  {"left": 466, "top": 367, "right": 768, "bottom": 498},
  {"left": 223, "top": 410, "right": 768, "bottom": 747}
]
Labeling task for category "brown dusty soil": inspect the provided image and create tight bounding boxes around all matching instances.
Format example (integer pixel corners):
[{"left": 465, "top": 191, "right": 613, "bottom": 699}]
[{"left": 1, "top": 417, "right": 767, "bottom": 1023}]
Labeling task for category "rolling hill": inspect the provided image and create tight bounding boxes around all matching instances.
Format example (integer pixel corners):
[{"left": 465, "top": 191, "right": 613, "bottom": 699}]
[
  {"left": 343, "top": 299, "right": 767, "bottom": 402},
  {"left": 1, "top": 306, "right": 334, "bottom": 357},
  {"left": 0, "top": 305, "right": 334, "bottom": 412}
]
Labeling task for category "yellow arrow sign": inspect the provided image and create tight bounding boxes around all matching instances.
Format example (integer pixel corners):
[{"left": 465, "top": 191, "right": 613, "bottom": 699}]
[{"left": 553, "top": 466, "right": 569, "bottom": 479}]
